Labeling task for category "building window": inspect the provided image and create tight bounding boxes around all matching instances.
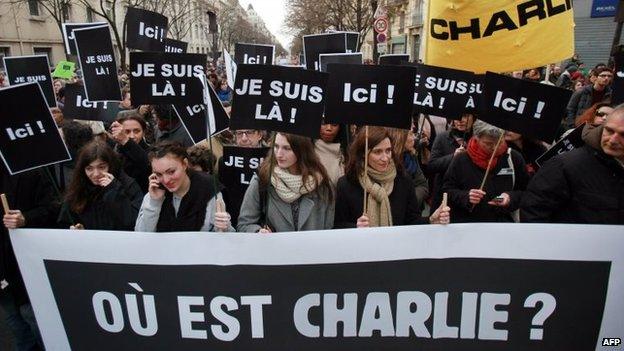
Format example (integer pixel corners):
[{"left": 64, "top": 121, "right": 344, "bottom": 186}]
[
  {"left": 62, "top": 3, "right": 72, "bottom": 21},
  {"left": 28, "top": 0, "right": 40, "bottom": 16},
  {"left": 33, "top": 47, "right": 52, "bottom": 65},
  {"left": 0, "top": 47, "right": 10, "bottom": 70},
  {"left": 86, "top": 7, "right": 94, "bottom": 22}
]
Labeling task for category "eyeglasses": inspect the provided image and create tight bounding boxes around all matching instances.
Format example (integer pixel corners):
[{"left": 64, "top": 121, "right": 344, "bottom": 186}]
[
  {"left": 598, "top": 74, "right": 613, "bottom": 78},
  {"left": 596, "top": 111, "right": 609, "bottom": 117},
  {"left": 235, "top": 130, "right": 257, "bottom": 137}
]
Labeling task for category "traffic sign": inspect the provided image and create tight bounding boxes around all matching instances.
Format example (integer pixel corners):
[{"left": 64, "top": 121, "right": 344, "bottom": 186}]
[{"left": 374, "top": 18, "right": 388, "bottom": 34}]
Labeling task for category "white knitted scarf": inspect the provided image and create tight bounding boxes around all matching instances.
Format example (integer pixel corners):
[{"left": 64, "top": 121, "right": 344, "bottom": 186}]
[{"left": 271, "top": 167, "right": 318, "bottom": 203}]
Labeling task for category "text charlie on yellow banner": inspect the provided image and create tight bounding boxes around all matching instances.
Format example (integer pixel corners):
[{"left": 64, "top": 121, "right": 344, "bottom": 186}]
[{"left": 425, "top": 0, "right": 575, "bottom": 73}]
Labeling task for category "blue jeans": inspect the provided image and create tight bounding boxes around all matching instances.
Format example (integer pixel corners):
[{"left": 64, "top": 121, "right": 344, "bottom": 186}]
[{"left": 0, "top": 293, "right": 43, "bottom": 351}]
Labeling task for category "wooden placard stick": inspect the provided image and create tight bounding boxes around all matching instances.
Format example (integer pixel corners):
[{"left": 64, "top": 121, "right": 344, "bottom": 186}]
[
  {"left": 363, "top": 126, "right": 369, "bottom": 215},
  {"left": 1, "top": 194, "right": 10, "bottom": 214}
]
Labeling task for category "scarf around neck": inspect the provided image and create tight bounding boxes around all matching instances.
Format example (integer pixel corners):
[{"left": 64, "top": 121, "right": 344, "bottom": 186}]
[
  {"left": 271, "top": 166, "right": 317, "bottom": 203},
  {"left": 466, "top": 137, "right": 508, "bottom": 171},
  {"left": 358, "top": 161, "right": 397, "bottom": 227}
]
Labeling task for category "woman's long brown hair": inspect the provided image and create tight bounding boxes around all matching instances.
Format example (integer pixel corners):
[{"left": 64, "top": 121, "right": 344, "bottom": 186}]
[
  {"left": 65, "top": 141, "right": 122, "bottom": 213},
  {"left": 258, "top": 133, "right": 333, "bottom": 201},
  {"left": 344, "top": 127, "right": 402, "bottom": 184}
]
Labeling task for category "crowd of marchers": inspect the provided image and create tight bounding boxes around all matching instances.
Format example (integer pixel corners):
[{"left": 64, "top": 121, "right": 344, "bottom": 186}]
[{"left": 0, "top": 55, "right": 623, "bottom": 350}]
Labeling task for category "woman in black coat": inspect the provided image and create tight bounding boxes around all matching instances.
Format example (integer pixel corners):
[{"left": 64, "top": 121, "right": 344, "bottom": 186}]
[
  {"left": 442, "top": 121, "right": 529, "bottom": 223},
  {"left": 428, "top": 113, "right": 474, "bottom": 210},
  {"left": 334, "top": 127, "right": 450, "bottom": 228},
  {"left": 110, "top": 114, "right": 151, "bottom": 193},
  {"left": 59, "top": 140, "right": 143, "bottom": 230}
]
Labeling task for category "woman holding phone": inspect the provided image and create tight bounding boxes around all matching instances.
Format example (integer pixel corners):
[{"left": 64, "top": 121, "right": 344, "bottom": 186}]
[{"left": 135, "top": 141, "right": 234, "bottom": 232}]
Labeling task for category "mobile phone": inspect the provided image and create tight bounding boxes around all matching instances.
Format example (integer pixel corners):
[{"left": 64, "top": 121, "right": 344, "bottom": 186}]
[
  {"left": 158, "top": 183, "right": 166, "bottom": 190},
  {"left": 493, "top": 195, "right": 505, "bottom": 202}
]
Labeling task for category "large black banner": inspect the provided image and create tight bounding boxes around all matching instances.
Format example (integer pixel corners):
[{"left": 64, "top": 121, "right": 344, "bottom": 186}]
[
  {"left": 318, "top": 53, "right": 362, "bottom": 73},
  {"left": 481, "top": 73, "right": 572, "bottom": 142},
  {"left": 230, "top": 65, "right": 327, "bottom": 138},
  {"left": 3, "top": 55, "right": 56, "bottom": 108},
  {"left": 130, "top": 52, "right": 207, "bottom": 105},
  {"left": 0, "top": 83, "right": 70, "bottom": 175},
  {"left": 234, "top": 43, "right": 274, "bottom": 65},
  {"left": 74, "top": 25, "right": 121, "bottom": 102},
  {"left": 173, "top": 82, "right": 229, "bottom": 144},
  {"left": 412, "top": 64, "right": 483, "bottom": 120},
  {"left": 125, "top": 7, "right": 168, "bottom": 51},
  {"left": 62, "top": 22, "right": 107, "bottom": 55},
  {"left": 63, "top": 83, "right": 120, "bottom": 123},
  {"left": 324, "top": 64, "right": 416, "bottom": 129},
  {"left": 165, "top": 38, "right": 188, "bottom": 54},
  {"left": 43, "top": 257, "right": 609, "bottom": 350},
  {"left": 303, "top": 33, "right": 348, "bottom": 71},
  {"left": 220, "top": 146, "right": 269, "bottom": 226}
]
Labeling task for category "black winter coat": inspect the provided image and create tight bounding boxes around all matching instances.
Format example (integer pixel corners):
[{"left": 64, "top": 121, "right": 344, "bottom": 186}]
[
  {"left": 428, "top": 130, "right": 466, "bottom": 209},
  {"left": 334, "top": 173, "right": 429, "bottom": 228},
  {"left": 0, "top": 168, "right": 58, "bottom": 305},
  {"left": 117, "top": 139, "right": 150, "bottom": 193},
  {"left": 442, "top": 149, "right": 529, "bottom": 223},
  {"left": 520, "top": 145, "right": 624, "bottom": 224},
  {"left": 59, "top": 172, "right": 143, "bottom": 230}
]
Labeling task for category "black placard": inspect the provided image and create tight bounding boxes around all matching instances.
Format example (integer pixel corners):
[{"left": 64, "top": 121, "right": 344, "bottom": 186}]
[
  {"left": 303, "top": 33, "right": 348, "bottom": 71},
  {"left": 535, "top": 123, "right": 585, "bottom": 167},
  {"left": 612, "top": 51, "right": 624, "bottom": 105},
  {"left": 44, "top": 257, "right": 609, "bottom": 350},
  {"left": 62, "top": 22, "right": 107, "bottom": 55},
  {"left": 324, "top": 64, "right": 416, "bottom": 129},
  {"left": 412, "top": 64, "right": 483, "bottom": 120},
  {"left": 173, "top": 83, "right": 229, "bottom": 144},
  {"left": 62, "top": 83, "right": 120, "bottom": 123},
  {"left": 379, "top": 54, "right": 410, "bottom": 65},
  {"left": 0, "top": 83, "right": 70, "bottom": 175},
  {"left": 220, "top": 146, "right": 269, "bottom": 226},
  {"left": 481, "top": 72, "right": 572, "bottom": 142},
  {"left": 164, "top": 38, "right": 188, "bottom": 53},
  {"left": 3, "top": 55, "right": 56, "bottom": 108},
  {"left": 230, "top": 64, "right": 327, "bottom": 138},
  {"left": 74, "top": 25, "right": 121, "bottom": 102},
  {"left": 345, "top": 32, "right": 359, "bottom": 52},
  {"left": 234, "top": 43, "right": 275, "bottom": 65},
  {"left": 125, "top": 7, "right": 168, "bottom": 51},
  {"left": 129, "top": 52, "right": 207, "bottom": 105},
  {"left": 318, "top": 53, "right": 362, "bottom": 73}
]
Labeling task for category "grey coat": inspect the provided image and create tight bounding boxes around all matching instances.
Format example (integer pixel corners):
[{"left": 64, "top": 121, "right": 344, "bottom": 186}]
[{"left": 237, "top": 175, "right": 335, "bottom": 232}]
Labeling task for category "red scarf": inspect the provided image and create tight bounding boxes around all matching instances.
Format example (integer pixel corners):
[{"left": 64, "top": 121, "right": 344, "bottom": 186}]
[{"left": 466, "top": 137, "right": 508, "bottom": 171}]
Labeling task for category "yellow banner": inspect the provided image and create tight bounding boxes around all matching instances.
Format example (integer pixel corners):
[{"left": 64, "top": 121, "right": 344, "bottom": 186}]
[{"left": 424, "top": 0, "right": 575, "bottom": 73}]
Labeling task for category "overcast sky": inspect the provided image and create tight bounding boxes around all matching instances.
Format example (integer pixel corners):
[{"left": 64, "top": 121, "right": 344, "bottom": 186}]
[{"left": 238, "top": 0, "right": 292, "bottom": 50}]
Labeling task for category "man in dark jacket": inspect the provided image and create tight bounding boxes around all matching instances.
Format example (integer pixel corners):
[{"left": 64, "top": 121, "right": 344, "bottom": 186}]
[
  {"left": 1, "top": 166, "right": 58, "bottom": 350},
  {"left": 520, "top": 108, "right": 624, "bottom": 224},
  {"left": 565, "top": 67, "right": 613, "bottom": 128}
]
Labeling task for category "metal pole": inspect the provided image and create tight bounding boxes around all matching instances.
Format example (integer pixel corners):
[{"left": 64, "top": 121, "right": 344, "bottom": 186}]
[{"left": 372, "top": 0, "right": 378, "bottom": 63}]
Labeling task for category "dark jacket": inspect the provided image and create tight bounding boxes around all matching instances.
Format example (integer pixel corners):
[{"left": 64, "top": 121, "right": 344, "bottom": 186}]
[
  {"left": 59, "top": 172, "right": 143, "bottom": 230},
  {"left": 334, "top": 172, "right": 429, "bottom": 228},
  {"left": 442, "top": 149, "right": 529, "bottom": 223},
  {"left": 520, "top": 125, "right": 624, "bottom": 224},
  {"left": 428, "top": 130, "right": 466, "bottom": 210},
  {"left": 1, "top": 168, "right": 58, "bottom": 305},
  {"left": 565, "top": 84, "right": 612, "bottom": 128},
  {"left": 117, "top": 139, "right": 150, "bottom": 193},
  {"left": 156, "top": 171, "right": 218, "bottom": 232}
]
